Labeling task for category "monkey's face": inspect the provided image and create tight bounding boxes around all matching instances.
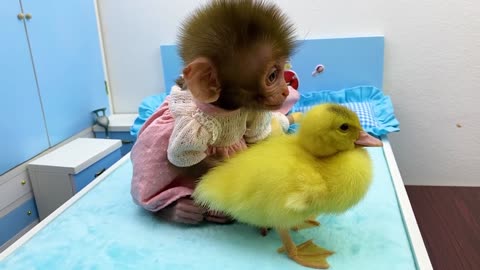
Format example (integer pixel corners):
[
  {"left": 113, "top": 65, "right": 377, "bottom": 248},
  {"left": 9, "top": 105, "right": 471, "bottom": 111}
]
[
  {"left": 214, "top": 47, "right": 290, "bottom": 111},
  {"left": 178, "top": 0, "right": 297, "bottom": 111},
  {"left": 258, "top": 61, "right": 290, "bottom": 110}
]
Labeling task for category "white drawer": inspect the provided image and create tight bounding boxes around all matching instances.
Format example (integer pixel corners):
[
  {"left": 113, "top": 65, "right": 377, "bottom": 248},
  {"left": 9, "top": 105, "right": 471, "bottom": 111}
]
[
  {"left": 28, "top": 138, "right": 122, "bottom": 220},
  {"left": 0, "top": 171, "right": 32, "bottom": 211}
]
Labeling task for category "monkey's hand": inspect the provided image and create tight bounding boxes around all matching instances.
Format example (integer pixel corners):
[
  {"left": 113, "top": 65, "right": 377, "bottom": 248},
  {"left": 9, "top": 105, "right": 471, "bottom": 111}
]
[
  {"left": 157, "top": 197, "right": 206, "bottom": 224},
  {"left": 158, "top": 197, "right": 234, "bottom": 224},
  {"left": 205, "top": 210, "right": 235, "bottom": 224}
]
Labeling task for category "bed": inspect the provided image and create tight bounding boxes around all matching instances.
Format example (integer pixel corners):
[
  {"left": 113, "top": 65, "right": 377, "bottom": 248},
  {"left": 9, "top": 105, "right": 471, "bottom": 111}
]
[{"left": 0, "top": 36, "right": 433, "bottom": 270}]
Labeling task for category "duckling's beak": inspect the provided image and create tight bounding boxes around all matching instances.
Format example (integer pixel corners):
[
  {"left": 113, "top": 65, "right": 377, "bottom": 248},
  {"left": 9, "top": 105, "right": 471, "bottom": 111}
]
[{"left": 355, "top": 131, "right": 383, "bottom": 147}]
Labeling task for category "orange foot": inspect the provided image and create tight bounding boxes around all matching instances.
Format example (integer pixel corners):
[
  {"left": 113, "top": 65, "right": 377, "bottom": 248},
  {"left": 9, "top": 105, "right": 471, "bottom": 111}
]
[
  {"left": 277, "top": 229, "right": 334, "bottom": 269},
  {"left": 292, "top": 219, "right": 321, "bottom": 231},
  {"left": 278, "top": 240, "right": 334, "bottom": 269}
]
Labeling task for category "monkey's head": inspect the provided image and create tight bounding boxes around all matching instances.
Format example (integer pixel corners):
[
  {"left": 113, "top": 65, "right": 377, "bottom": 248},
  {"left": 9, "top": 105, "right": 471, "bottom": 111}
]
[{"left": 178, "top": 0, "right": 297, "bottom": 111}]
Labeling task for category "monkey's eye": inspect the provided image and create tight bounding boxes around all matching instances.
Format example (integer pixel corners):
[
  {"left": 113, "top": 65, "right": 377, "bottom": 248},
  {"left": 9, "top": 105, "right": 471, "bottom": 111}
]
[
  {"left": 339, "top": 123, "right": 349, "bottom": 131},
  {"left": 266, "top": 69, "right": 278, "bottom": 85}
]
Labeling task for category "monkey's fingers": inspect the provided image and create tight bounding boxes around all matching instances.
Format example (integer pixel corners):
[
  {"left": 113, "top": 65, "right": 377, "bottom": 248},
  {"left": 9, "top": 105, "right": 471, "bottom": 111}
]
[
  {"left": 205, "top": 211, "right": 235, "bottom": 224},
  {"left": 176, "top": 198, "right": 207, "bottom": 215},
  {"left": 175, "top": 210, "right": 204, "bottom": 224},
  {"left": 156, "top": 206, "right": 203, "bottom": 224}
]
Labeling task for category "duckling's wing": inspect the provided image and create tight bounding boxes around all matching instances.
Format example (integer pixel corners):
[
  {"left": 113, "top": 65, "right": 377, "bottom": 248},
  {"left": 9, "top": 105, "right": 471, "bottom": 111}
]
[
  {"left": 194, "top": 135, "right": 330, "bottom": 227},
  {"left": 284, "top": 178, "right": 327, "bottom": 212},
  {"left": 285, "top": 192, "right": 311, "bottom": 212}
]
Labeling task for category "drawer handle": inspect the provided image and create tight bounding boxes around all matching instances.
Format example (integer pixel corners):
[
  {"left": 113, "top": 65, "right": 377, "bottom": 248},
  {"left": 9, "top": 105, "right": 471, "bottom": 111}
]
[
  {"left": 27, "top": 210, "right": 32, "bottom": 216},
  {"left": 121, "top": 140, "right": 134, "bottom": 145},
  {"left": 21, "top": 180, "right": 27, "bottom": 185},
  {"left": 94, "top": 168, "right": 106, "bottom": 178}
]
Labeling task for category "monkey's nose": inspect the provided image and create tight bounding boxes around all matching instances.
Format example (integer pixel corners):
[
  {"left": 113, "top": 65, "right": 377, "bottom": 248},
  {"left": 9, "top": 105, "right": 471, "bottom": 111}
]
[{"left": 282, "top": 87, "right": 289, "bottom": 97}]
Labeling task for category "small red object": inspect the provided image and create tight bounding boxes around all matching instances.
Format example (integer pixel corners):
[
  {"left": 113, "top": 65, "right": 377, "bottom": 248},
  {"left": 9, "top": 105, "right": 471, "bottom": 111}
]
[{"left": 284, "top": 70, "right": 299, "bottom": 90}]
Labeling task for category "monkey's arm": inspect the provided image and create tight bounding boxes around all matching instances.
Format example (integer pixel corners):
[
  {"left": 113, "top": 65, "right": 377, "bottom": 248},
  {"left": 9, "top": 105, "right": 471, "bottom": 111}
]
[
  {"left": 244, "top": 111, "right": 272, "bottom": 144},
  {"left": 172, "top": 156, "right": 220, "bottom": 179},
  {"left": 167, "top": 117, "right": 214, "bottom": 175},
  {"left": 272, "top": 112, "right": 291, "bottom": 134}
]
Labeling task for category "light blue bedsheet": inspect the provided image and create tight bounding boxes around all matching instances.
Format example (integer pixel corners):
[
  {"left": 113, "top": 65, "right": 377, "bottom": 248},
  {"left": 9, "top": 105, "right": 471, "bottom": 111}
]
[{"left": 0, "top": 147, "right": 416, "bottom": 270}]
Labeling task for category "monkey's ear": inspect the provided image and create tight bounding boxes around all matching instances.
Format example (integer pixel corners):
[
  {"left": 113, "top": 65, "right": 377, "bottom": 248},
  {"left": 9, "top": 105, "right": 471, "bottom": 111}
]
[{"left": 183, "top": 57, "right": 221, "bottom": 103}]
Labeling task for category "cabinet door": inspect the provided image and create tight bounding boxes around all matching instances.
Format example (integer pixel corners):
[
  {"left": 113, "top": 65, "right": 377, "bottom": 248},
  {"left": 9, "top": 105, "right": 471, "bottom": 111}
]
[
  {"left": 21, "top": 0, "right": 109, "bottom": 146},
  {"left": 0, "top": 0, "right": 50, "bottom": 175}
]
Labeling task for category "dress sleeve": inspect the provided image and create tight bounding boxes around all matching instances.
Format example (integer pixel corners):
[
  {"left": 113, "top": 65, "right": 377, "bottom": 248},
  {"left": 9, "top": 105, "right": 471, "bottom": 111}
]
[
  {"left": 167, "top": 115, "right": 213, "bottom": 167},
  {"left": 244, "top": 111, "right": 272, "bottom": 144},
  {"left": 272, "top": 112, "right": 291, "bottom": 133}
]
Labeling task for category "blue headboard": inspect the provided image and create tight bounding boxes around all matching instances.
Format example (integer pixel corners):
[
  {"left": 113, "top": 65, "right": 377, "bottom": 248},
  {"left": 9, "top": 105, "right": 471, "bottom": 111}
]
[{"left": 159, "top": 36, "right": 384, "bottom": 93}]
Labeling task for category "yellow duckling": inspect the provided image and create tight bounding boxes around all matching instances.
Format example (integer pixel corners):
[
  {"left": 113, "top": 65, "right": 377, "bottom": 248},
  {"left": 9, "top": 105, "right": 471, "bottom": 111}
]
[{"left": 192, "top": 103, "right": 383, "bottom": 269}]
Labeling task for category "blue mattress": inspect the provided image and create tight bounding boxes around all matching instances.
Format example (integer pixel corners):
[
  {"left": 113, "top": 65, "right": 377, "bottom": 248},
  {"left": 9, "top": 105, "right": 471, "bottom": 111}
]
[{"left": 0, "top": 147, "right": 417, "bottom": 270}]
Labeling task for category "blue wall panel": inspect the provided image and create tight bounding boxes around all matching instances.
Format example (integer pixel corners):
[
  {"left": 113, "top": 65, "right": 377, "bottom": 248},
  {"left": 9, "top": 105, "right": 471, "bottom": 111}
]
[
  {"left": 0, "top": 0, "right": 50, "bottom": 175},
  {"left": 160, "top": 45, "right": 183, "bottom": 95},
  {"left": 288, "top": 36, "right": 384, "bottom": 91},
  {"left": 160, "top": 36, "right": 384, "bottom": 93},
  {"left": 22, "top": 0, "right": 109, "bottom": 146}
]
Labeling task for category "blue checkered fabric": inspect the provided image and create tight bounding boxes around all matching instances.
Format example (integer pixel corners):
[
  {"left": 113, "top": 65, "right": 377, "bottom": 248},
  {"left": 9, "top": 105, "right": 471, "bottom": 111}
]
[
  {"left": 291, "top": 102, "right": 378, "bottom": 130},
  {"left": 287, "top": 85, "right": 400, "bottom": 136},
  {"left": 342, "top": 102, "right": 379, "bottom": 129}
]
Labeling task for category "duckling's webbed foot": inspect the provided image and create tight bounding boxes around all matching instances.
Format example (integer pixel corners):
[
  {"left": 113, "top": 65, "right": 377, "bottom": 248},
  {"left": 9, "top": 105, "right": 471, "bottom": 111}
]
[
  {"left": 278, "top": 240, "right": 334, "bottom": 269},
  {"left": 277, "top": 229, "right": 334, "bottom": 269},
  {"left": 292, "top": 218, "right": 321, "bottom": 231}
]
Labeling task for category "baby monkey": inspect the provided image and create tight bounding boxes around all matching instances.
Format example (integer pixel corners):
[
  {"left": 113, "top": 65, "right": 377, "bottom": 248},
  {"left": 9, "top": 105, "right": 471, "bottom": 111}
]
[
  {"left": 177, "top": 0, "right": 296, "bottom": 111},
  {"left": 130, "top": 0, "right": 298, "bottom": 224}
]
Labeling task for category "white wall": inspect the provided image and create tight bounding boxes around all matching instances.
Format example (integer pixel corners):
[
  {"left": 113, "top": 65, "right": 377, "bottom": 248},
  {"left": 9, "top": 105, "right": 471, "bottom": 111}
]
[{"left": 97, "top": 0, "right": 480, "bottom": 186}]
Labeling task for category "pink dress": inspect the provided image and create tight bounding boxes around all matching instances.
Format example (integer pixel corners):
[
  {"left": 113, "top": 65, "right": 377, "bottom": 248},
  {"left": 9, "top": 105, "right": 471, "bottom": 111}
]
[{"left": 130, "top": 86, "right": 278, "bottom": 212}]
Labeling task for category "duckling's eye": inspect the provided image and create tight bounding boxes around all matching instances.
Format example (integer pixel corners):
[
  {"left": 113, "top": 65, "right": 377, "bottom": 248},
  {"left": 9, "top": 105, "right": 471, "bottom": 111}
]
[{"left": 339, "top": 123, "right": 349, "bottom": 131}]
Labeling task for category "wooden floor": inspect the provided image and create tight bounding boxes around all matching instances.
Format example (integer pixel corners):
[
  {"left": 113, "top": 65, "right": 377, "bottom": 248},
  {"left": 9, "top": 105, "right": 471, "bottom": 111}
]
[{"left": 405, "top": 186, "right": 480, "bottom": 270}]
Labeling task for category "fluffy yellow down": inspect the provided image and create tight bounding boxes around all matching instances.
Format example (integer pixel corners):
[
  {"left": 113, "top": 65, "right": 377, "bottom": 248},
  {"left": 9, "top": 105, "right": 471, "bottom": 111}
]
[{"left": 193, "top": 104, "right": 374, "bottom": 229}]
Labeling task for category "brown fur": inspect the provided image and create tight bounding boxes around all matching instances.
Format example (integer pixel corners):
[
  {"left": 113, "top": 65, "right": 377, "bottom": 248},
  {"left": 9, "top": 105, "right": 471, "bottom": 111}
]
[
  {"left": 173, "top": 0, "right": 297, "bottom": 177},
  {"left": 177, "top": 0, "right": 297, "bottom": 110}
]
